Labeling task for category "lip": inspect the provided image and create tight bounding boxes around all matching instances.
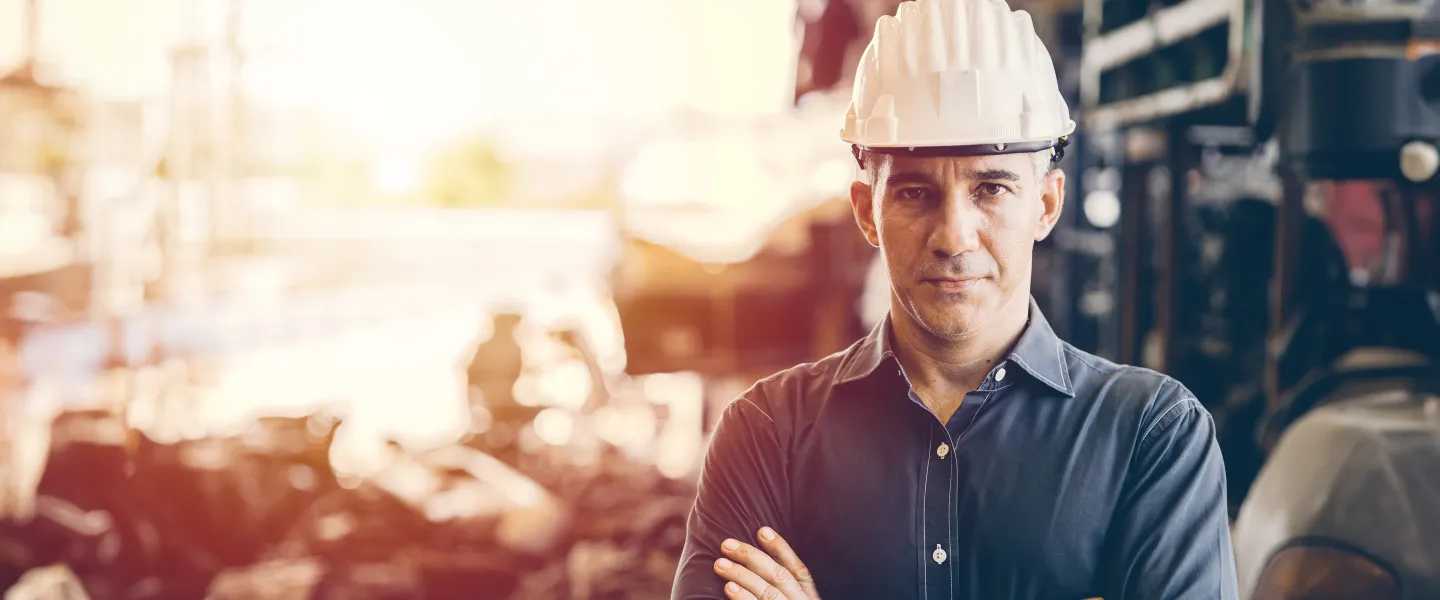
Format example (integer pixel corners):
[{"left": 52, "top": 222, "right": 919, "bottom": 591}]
[{"left": 924, "top": 278, "right": 984, "bottom": 293}]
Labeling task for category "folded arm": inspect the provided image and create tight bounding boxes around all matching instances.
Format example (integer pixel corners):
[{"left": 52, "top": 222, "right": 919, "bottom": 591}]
[
  {"left": 1102, "top": 392, "right": 1240, "bottom": 600},
  {"left": 672, "top": 396, "right": 791, "bottom": 600}
]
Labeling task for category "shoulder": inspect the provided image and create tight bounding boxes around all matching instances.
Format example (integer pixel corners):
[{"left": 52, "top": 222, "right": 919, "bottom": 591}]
[
  {"left": 719, "top": 343, "right": 858, "bottom": 438},
  {"left": 1060, "top": 342, "right": 1210, "bottom": 446}
]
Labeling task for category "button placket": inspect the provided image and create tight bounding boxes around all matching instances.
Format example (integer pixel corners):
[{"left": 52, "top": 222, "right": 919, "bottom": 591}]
[{"left": 921, "top": 425, "right": 957, "bottom": 599}]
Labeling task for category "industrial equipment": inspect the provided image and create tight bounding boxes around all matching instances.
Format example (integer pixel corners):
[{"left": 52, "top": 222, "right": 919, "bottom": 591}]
[{"left": 1082, "top": 0, "right": 1440, "bottom": 593}]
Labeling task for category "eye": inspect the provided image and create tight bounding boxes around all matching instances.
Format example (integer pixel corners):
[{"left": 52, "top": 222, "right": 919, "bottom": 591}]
[
  {"left": 895, "top": 187, "right": 933, "bottom": 201},
  {"left": 977, "top": 183, "right": 1011, "bottom": 198}
]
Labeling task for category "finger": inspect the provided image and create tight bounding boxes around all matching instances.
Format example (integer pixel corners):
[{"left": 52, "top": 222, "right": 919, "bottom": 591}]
[
  {"left": 756, "top": 527, "right": 820, "bottom": 596},
  {"left": 714, "top": 558, "right": 778, "bottom": 600},
  {"left": 721, "top": 538, "right": 805, "bottom": 599},
  {"left": 724, "top": 581, "right": 759, "bottom": 600}
]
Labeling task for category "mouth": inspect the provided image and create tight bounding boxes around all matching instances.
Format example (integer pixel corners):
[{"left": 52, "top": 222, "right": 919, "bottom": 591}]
[{"left": 923, "top": 278, "right": 985, "bottom": 293}]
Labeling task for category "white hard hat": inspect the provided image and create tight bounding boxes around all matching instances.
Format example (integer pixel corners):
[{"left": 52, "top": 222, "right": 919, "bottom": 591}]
[{"left": 841, "top": 0, "right": 1075, "bottom": 158}]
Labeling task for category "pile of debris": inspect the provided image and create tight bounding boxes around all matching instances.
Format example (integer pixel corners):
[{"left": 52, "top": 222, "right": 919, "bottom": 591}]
[{"left": 2, "top": 409, "right": 697, "bottom": 599}]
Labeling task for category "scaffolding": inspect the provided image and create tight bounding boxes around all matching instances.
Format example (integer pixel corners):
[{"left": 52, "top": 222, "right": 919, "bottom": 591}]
[{"left": 155, "top": 0, "right": 247, "bottom": 301}]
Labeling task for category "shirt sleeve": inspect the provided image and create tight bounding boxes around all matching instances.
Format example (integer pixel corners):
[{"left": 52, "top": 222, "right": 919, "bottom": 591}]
[
  {"left": 671, "top": 395, "right": 791, "bottom": 600},
  {"left": 1101, "top": 392, "right": 1240, "bottom": 600}
]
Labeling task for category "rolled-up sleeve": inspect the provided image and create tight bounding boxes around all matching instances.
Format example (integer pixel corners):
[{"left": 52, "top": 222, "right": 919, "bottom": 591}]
[
  {"left": 1101, "top": 393, "right": 1240, "bottom": 600},
  {"left": 672, "top": 395, "right": 791, "bottom": 600}
]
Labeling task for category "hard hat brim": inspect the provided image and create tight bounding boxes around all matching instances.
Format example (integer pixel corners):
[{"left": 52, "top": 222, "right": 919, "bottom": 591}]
[
  {"left": 852, "top": 136, "right": 1070, "bottom": 167},
  {"left": 854, "top": 139, "right": 1058, "bottom": 157}
]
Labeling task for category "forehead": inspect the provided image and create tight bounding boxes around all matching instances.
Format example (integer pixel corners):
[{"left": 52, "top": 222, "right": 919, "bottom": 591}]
[{"left": 884, "top": 152, "right": 1033, "bottom": 179}]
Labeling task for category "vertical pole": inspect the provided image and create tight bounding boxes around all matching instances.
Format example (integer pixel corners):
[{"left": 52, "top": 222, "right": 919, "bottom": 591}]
[
  {"left": 22, "top": 0, "right": 38, "bottom": 65},
  {"left": 1117, "top": 158, "right": 1149, "bottom": 365},
  {"left": 1266, "top": 168, "right": 1305, "bottom": 409},
  {"left": 1156, "top": 120, "right": 1190, "bottom": 375},
  {"left": 221, "top": 0, "right": 243, "bottom": 245}
]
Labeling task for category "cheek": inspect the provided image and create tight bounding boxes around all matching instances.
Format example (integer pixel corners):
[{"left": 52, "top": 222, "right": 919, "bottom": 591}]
[
  {"left": 989, "top": 236, "right": 1031, "bottom": 275},
  {"left": 876, "top": 202, "right": 937, "bottom": 238},
  {"left": 983, "top": 203, "right": 1038, "bottom": 272},
  {"left": 878, "top": 211, "right": 931, "bottom": 249},
  {"left": 874, "top": 213, "right": 921, "bottom": 276}
]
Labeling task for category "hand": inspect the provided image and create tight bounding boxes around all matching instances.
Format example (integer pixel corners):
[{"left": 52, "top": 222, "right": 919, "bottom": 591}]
[{"left": 713, "top": 526, "right": 820, "bottom": 600}]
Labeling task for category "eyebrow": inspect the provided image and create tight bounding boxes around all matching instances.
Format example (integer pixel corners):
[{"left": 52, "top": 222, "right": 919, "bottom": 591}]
[
  {"left": 966, "top": 168, "right": 1021, "bottom": 183},
  {"left": 885, "top": 172, "right": 938, "bottom": 188},
  {"left": 885, "top": 168, "right": 1021, "bottom": 189}
]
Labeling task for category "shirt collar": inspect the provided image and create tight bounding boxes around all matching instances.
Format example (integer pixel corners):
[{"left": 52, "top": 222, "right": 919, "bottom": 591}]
[
  {"left": 834, "top": 314, "right": 898, "bottom": 386},
  {"left": 834, "top": 296, "right": 1075, "bottom": 397},
  {"left": 1005, "top": 297, "right": 1075, "bottom": 396}
]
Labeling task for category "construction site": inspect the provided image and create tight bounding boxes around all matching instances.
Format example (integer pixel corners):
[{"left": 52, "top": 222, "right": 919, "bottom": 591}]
[{"left": 0, "top": 0, "right": 1436, "bottom": 597}]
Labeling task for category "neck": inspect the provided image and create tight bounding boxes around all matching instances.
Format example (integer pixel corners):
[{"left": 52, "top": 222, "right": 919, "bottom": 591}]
[{"left": 890, "top": 290, "right": 1030, "bottom": 396}]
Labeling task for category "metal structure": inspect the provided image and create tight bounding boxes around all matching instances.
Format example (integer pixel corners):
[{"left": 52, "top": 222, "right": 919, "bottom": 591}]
[
  {"left": 1084, "top": 0, "right": 1440, "bottom": 593},
  {"left": 1079, "top": 0, "right": 1259, "bottom": 375},
  {"left": 1080, "top": 0, "right": 1249, "bottom": 130},
  {"left": 154, "top": 0, "right": 247, "bottom": 301},
  {"left": 0, "top": 0, "right": 103, "bottom": 333}
]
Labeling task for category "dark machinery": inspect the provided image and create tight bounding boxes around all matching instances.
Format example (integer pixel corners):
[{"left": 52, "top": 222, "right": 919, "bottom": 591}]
[
  {"left": 1232, "top": 0, "right": 1440, "bottom": 594},
  {"left": 1083, "top": 0, "right": 1440, "bottom": 594}
]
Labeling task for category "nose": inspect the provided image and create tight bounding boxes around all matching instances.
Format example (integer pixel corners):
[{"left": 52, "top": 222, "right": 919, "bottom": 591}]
[{"left": 928, "top": 195, "right": 982, "bottom": 258}]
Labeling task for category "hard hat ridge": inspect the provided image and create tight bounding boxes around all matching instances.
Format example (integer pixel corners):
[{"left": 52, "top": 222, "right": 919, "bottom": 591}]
[{"left": 841, "top": 0, "right": 1076, "bottom": 157}]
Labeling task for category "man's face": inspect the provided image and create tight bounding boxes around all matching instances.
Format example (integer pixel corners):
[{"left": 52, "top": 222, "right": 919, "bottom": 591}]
[{"left": 850, "top": 151, "right": 1065, "bottom": 340}]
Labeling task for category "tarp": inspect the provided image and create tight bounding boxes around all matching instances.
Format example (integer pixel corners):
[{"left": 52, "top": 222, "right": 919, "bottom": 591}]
[{"left": 1233, "top": 389, "right": 1440, "bottom": 599}]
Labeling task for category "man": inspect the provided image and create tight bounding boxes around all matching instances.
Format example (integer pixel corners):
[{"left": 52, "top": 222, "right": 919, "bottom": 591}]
[
  {"left": 465, "top": 312, "right": 536, "bottom": 463},
  {"left": 672, "top": 1, "right": 1238, "bottom": 598},
  {"left": 467, "top": 312, "right": 528, "bottom": 420},
  {"left": 468, "top": 312, "right": 526, "bottom": 409}
]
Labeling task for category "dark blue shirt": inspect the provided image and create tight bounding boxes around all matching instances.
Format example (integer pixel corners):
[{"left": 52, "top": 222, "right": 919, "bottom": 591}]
[{"left": 673, "top": 299, "right": 1238, "bottom": 600}]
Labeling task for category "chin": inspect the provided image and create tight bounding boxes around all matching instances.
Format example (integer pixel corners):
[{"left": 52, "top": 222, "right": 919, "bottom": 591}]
[
  {"left": 921, "top": 317, "right": 985, "bottom": 340},
  {"left": 899, "top": 283, "right": 1003, "bottom": 336},
  {"left": 912, "top": 303, "right": 991, "bottom": 340}
]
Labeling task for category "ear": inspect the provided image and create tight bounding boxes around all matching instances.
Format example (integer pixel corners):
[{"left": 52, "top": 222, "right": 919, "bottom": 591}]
[
  {"left": 1034, "top": 169, "right": 1065, "bottom": 241},
  {"left": 851, "top": 180, "right": 880, "bottom": 247}
]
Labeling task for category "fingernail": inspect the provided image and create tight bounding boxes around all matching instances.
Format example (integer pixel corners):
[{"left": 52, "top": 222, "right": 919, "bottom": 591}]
[
  {"left": 760, "top": 527, "right": 776, "bottom": 541},
  {"left": 723, "top": 538, "right": 740, "bottom": 551},
  {"left": 725, "top": 582, "right": 741, "bottom": 594},
  {"left": 716, "top": 558, "right": 734, "bottom": 569}
]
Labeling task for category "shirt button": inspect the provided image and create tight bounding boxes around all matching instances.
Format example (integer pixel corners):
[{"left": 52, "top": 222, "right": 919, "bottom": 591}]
[
  {"left": 995, "top": 367, "right": 1007, "bottom": 382},
  {"left": 933, "top": 544, "right": 947, "bottom": 564},
  {"left": 936, "top": 443, "right": 950, "bottom": 458}
]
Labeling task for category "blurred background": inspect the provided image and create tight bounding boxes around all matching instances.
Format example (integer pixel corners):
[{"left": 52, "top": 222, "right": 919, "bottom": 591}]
[{"left": 0, "top": 0, "right": 1436, "bottom": 597}]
